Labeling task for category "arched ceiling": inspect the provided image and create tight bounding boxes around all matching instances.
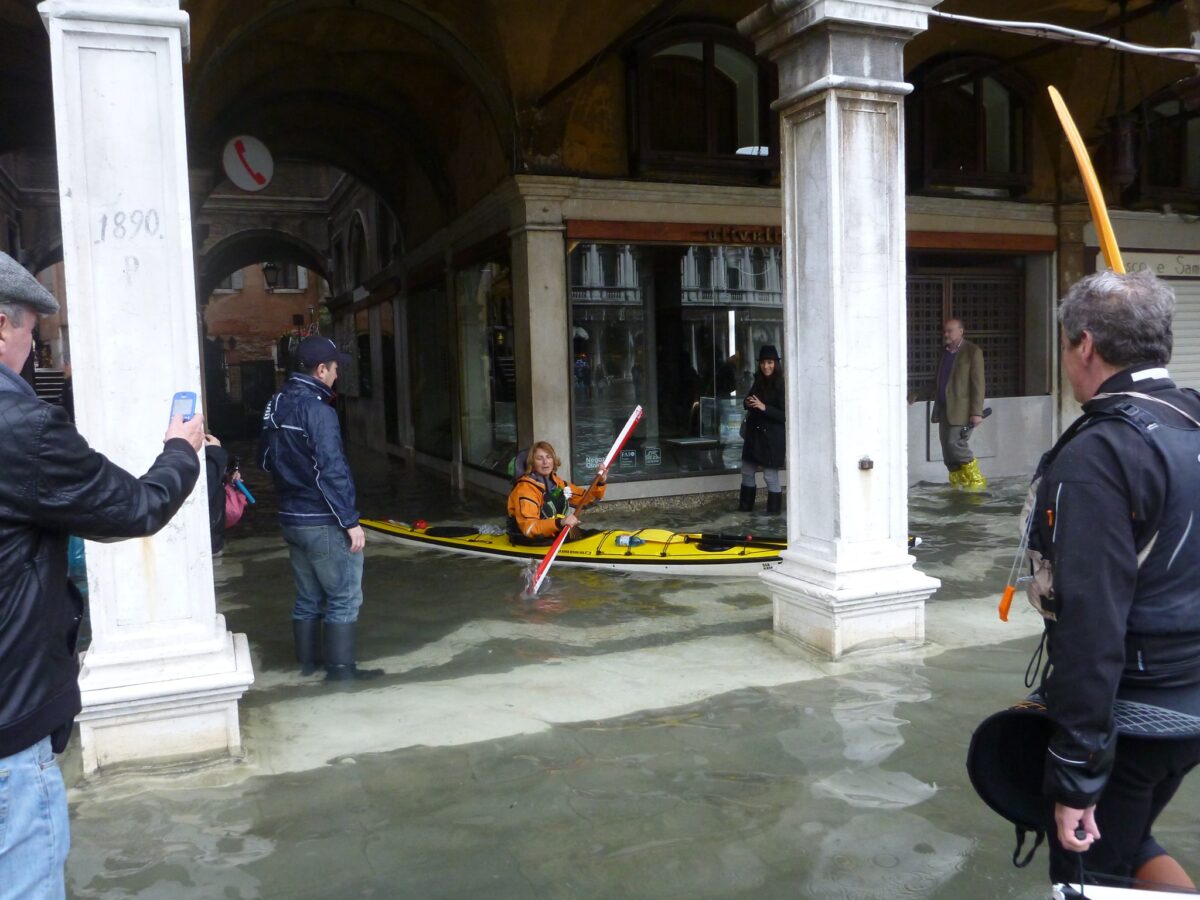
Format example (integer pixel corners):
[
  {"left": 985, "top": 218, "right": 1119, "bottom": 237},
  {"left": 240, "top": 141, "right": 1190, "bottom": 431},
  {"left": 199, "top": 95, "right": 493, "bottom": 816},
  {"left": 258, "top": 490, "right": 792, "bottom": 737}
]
[
  {"left": 198, "top": 227, "right": 329, "bottom": 300},
  {"left": 0, "top": 0, "right": 1194, "bottom": 227}
]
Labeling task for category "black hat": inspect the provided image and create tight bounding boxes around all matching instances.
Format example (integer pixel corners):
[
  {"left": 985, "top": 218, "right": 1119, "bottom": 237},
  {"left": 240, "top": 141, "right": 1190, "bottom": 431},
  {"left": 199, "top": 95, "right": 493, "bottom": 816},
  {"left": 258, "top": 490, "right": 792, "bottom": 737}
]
[
  {"left": 757, "top": 345, "right": 780, "bottom": 362},
  {"left": 296, "top": 335, "right": 352, "bottom": 370},
  {"left": 965, "top": 692, "right": 1200, "bottom": 868},
  {"left": 967, "top": 697, "right": 1051, "bottom": 832},
  {"left": 0, "top": 251, "right": 59, "bottom": 315}
]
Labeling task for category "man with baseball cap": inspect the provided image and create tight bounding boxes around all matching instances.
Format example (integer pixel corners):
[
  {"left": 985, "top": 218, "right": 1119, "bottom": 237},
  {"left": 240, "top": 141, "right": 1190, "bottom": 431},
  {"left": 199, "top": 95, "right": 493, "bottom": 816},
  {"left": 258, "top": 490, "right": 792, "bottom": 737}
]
[
  {"left": 259, "top": 334, "right": 382, "bottom": 681},
  {"left": 0, "top": 250, "right": 205, "bottom": 896}
]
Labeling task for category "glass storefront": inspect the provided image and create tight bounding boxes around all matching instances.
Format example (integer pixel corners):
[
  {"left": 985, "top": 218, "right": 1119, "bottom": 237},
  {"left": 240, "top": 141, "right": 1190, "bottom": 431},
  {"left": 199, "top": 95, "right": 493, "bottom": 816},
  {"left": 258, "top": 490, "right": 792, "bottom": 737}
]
[
  {"left": 569, "top": 241, "right": 783, "bottom": 480},
  {"left": 456, "top": 256, "right": 518, "bottom": 472},
  {"left": 408, "top": 285, "right": 452, "bottom": 459}
]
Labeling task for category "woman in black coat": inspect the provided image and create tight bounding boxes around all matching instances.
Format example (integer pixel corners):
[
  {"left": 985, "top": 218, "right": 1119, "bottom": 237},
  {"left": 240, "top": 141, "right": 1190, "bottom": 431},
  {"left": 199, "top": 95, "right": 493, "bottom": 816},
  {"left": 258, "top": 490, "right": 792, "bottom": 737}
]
[{"left": 739, "top": 345, "right": 785, "bottom": 514}]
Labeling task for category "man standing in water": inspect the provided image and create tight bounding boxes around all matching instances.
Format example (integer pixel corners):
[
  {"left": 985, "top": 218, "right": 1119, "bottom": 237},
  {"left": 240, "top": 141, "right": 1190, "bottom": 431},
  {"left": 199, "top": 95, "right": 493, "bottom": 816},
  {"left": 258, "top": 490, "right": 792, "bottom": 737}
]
[
  {"left": 919, "top": 318, "right": 987, "bottom": 489},
  {"left": 260, "top": 335, "right": 382, "bottom": 681}
]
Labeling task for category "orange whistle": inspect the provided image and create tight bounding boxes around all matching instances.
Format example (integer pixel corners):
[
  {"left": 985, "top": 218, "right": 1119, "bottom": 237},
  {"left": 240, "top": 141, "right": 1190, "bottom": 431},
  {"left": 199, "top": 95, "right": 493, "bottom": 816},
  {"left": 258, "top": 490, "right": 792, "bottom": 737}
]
[{"left": 999, "top": 584, "right": 1016, "bottom": 622}]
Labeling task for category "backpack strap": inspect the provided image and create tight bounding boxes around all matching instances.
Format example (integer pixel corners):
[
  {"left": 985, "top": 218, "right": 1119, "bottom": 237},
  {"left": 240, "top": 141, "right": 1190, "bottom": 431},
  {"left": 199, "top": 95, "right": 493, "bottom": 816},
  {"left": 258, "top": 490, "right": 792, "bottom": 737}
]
[
  {"left": 1092, "top": 391, "right": 1200, "bottom": 429},
  {"left": 1012, "top": 825, "right": 1045, "bottom": 868}
]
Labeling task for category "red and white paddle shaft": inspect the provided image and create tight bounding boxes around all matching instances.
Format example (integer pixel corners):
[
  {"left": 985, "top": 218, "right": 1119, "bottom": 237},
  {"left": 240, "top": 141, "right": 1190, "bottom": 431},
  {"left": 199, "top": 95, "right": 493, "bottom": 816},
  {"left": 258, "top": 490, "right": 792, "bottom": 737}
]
[{"left": 530, "top": 405, "right": 643, "bottom": 594}]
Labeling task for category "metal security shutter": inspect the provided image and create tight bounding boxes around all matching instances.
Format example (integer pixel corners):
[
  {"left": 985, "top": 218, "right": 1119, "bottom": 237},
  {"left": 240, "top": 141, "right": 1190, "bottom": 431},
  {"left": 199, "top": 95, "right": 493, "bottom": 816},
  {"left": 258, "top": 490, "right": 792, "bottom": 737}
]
[{"left": 1170, "top": 281, "right": 1200, "bottom": 390}]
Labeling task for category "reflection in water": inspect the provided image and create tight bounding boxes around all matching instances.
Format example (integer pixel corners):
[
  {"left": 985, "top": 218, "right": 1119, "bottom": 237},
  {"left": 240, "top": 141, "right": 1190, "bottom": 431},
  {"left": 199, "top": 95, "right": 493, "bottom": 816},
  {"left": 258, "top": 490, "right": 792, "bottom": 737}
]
[{"left": 806, "top": 811, "right": 971, "bottom": 900}]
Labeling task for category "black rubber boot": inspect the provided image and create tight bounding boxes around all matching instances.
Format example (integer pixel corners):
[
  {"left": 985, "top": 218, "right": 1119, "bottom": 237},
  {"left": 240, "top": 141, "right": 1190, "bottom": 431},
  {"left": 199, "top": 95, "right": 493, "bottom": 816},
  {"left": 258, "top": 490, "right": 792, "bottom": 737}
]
[
  {"left": 766, "top": 491, "right": 783, "bottom": 515},
  {"left": 737, "top": 485, "right": 757, "bottom": 512},
  {"left": 323, "top": 621, "right": 384, "bottom": 681},
  {"left": 293, "top": 618, "right": 322, "bottom": 676}
]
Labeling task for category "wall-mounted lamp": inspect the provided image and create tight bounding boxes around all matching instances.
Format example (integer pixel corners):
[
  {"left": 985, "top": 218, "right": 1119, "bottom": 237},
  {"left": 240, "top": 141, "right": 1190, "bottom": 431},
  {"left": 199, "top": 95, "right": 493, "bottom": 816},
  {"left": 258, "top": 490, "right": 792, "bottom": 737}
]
[{"left": 262, "top": 261, "right": 281, "bottom": 291}]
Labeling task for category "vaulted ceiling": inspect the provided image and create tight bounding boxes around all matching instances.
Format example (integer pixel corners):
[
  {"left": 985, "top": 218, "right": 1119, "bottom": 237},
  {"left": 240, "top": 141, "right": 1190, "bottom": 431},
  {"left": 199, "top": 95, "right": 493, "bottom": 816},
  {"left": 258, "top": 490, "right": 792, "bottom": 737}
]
[{"left": 0, "top": 0, "right": 1194, "bottom": 231}]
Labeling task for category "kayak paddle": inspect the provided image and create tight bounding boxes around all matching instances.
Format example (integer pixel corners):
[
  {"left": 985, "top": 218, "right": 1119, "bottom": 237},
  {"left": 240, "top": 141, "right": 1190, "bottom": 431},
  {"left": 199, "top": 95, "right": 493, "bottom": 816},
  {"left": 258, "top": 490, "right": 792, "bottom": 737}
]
[
  {"left": 528, "top": 405, "right": 644, "bottom": 594},
  {"left": 1047, "top": 86, "right": 1125, "bottom": 274}
]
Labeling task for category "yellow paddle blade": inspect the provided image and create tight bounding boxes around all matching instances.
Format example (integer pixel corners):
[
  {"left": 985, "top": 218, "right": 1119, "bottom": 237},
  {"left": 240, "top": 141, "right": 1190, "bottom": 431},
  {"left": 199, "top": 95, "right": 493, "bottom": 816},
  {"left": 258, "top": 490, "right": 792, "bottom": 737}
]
[{"left": 1047, "top": 85, "right": 1125, "bottom": 274}]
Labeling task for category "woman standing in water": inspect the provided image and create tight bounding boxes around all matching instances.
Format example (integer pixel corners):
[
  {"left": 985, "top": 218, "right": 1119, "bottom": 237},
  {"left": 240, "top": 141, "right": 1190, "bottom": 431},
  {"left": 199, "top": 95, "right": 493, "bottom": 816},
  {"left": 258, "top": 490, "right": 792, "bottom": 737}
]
[{"left": 738, "top": 345, "right": 785, "bottom": 514}]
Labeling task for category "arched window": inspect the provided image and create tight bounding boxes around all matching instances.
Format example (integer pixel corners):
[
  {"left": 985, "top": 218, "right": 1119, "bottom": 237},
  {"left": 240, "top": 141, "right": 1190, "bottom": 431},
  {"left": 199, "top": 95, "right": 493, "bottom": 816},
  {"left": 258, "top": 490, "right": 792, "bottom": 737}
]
[
  {"left": 348, "top": 213, "right": 369, "bottom": 287},
  {"left": 628, "top": 25, "right": 775, "bottom": 182},
  {"left": 376, "top": 198, "right": 397, "bottom": 267},
  {"left": 906, "top": 56, "right": 1032, "bottom": 196}
]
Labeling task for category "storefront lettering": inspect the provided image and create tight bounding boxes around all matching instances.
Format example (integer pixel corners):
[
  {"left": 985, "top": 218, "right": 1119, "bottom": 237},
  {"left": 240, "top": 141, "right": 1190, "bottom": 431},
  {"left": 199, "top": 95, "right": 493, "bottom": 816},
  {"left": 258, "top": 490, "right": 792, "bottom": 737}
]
[
  {"left": 1101, "top": 252, "right": 1200, "bottom": 279},
  {"left": 703, "top": 225, "right": 780, "bottom": 245}
]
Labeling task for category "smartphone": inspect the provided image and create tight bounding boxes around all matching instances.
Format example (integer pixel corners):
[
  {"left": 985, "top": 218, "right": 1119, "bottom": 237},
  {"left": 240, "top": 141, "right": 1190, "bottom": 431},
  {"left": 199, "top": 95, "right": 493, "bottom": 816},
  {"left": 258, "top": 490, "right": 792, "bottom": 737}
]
[{"left": 169, "top": 391, "right": 196, "bottom": 423}]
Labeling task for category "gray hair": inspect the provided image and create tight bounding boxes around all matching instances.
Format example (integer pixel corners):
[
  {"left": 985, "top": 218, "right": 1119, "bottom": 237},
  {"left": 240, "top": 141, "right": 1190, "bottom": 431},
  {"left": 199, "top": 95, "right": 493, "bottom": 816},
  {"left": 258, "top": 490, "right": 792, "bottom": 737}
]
[
  {"left": 0, "top": 300, "right": 27, "bottom": 327},
  {"left": 1058, "top": 270, "right": 1175, "bottom": 367}
]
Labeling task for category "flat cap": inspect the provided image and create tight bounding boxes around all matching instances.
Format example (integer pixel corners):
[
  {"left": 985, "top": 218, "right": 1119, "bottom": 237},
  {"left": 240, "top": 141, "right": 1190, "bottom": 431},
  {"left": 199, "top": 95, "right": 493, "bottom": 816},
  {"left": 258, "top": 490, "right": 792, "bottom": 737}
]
[{"left": 0, "top": 251, "right": 59, "bottom": 315}]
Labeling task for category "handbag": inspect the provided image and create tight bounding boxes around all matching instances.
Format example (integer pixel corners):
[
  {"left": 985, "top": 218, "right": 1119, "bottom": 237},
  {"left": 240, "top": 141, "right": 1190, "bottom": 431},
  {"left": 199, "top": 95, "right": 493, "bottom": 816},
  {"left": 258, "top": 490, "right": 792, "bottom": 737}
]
[{"left": 224, "top": 483, "right": 248, "bottom": 528}]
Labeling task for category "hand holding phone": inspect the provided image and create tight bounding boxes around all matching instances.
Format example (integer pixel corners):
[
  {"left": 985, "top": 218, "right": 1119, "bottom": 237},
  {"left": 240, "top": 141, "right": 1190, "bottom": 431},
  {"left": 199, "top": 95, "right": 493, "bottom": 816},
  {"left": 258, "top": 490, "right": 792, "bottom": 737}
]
[
  {"left": 165, "top": 391, "right": 204, "bottom": 451},
  {"left": 170, "top": 391, "right": 196, "bottom": 423}
]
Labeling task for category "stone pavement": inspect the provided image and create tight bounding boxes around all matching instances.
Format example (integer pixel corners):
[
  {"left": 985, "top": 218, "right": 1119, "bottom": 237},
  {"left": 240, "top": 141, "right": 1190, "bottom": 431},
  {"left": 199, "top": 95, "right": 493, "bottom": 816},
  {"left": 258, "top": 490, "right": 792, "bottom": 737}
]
[{"left": 58, "top": 456, "right": 1200, "bottom": 898}]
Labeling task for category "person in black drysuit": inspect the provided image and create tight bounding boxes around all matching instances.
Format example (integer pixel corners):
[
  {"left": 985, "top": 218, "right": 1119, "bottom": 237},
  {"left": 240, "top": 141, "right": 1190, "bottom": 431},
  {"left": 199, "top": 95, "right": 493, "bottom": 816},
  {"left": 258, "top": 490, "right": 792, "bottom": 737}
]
[
  {"left": 1029, "top": 270, "right": 1200, "bottom": 890},
  {"left": 738, "top": 344, "right": 785, "bottom": 514}
]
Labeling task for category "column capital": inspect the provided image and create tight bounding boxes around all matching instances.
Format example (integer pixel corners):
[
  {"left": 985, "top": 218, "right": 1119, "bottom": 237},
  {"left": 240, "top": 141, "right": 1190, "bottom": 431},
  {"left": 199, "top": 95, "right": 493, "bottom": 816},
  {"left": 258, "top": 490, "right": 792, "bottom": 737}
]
[
  {"left": 740, "top": 0, "right": 939, "bottom": 104},
  {"left": 40, "top": 0, "right": 189, "bottom": 55},
  {"left": 741, "top": 0, "right": 940, "bottom": 50}
]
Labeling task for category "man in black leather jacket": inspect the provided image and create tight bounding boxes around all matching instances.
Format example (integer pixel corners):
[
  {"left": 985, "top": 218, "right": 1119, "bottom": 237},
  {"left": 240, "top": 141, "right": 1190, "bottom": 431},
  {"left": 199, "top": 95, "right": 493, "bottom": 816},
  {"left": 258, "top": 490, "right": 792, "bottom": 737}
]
[
  {"left": 0, "top": 251, "right": 204, "bottom": 896},
  {"left": 1033, "top": 270, "right": 1200, "bottom": 889}
]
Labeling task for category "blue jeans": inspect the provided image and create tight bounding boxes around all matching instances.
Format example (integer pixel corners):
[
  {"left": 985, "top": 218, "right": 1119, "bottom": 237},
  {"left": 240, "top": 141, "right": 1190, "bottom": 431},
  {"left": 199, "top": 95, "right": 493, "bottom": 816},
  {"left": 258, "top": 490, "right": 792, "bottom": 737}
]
[
  {"left": 280, "top": 523, "right": 364, "bottom": 624},
  {"left": 0, "top": 736, "right": 69, "bottom": 900}
]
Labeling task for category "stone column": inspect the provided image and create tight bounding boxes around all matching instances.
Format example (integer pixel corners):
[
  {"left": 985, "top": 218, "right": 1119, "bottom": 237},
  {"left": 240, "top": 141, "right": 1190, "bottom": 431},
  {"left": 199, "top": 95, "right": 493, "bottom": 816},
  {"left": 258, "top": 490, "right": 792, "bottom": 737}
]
[
  {"left": 740, "top": 0, "right": 940, "bottom": 658},
  {"left": 509, "top": 177, "right": 573, "bottom": 477},
  {"left": 40, "top": 0, "right": 253, "bottom": 773}
]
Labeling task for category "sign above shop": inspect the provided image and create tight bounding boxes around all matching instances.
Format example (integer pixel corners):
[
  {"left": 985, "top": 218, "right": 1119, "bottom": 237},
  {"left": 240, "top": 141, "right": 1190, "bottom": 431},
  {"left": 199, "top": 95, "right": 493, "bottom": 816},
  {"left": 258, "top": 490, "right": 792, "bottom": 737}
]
[
  {"left": 221, "top": 135, "right": 273, "bottom": 192},
  {"left": 566, "top": 219, "right": 782, "bottom": 246},
  {"left": 1096, "top": 251, "right": 1200, "bottom": 278}
]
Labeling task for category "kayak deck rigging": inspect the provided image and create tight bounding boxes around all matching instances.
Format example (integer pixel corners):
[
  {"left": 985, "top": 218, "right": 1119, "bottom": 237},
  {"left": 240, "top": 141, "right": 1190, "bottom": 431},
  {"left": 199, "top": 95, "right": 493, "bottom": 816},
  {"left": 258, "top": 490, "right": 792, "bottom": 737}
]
[{"left": 361, "top": 519, "right": 783, "bottom": 577}]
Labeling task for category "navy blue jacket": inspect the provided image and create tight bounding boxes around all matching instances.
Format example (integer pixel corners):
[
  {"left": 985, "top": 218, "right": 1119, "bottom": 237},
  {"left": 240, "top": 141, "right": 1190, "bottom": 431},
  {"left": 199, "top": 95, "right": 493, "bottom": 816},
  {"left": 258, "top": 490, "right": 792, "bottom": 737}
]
[
  {"left": 1033, "top": 366, "right": 1200, "bottom": 808},
  {"left": 0, "top": 363, "right": 199, "bottom": 758},
  {"left": 258, "top": 373, "right": 359, "bottom": 529}
]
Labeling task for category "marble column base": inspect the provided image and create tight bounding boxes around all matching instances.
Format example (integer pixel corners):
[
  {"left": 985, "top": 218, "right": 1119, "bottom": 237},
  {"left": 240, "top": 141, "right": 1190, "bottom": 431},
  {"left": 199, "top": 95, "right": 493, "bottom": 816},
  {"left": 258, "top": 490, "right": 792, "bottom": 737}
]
[
  {"left": 76, "top": 632, "right": 254, "bottom": 774},
  {"left": 764, "top": 559, "right": 939, "bottom": 659}
]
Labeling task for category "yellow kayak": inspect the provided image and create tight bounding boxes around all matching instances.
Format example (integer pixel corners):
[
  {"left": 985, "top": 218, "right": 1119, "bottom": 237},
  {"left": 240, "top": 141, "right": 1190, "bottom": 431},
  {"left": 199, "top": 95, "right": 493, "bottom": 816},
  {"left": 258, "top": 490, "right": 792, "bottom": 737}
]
[{"left": 361, "top": 519, "right": 783, "bottom": 577}]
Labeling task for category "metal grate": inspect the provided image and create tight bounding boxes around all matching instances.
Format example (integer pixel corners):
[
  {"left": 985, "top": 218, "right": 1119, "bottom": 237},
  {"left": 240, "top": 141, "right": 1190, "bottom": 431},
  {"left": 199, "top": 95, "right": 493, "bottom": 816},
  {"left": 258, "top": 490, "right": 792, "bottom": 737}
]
[{"left": 907, "top": 272, "right": 1023, "bottom": 398}]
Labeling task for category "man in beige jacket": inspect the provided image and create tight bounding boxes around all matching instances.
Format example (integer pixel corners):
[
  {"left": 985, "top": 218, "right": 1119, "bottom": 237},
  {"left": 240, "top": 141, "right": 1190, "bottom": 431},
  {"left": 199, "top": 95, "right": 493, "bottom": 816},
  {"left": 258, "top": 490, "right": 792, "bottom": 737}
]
[{"left": 927, "top": 318, "right": 986, "bottom": 488}]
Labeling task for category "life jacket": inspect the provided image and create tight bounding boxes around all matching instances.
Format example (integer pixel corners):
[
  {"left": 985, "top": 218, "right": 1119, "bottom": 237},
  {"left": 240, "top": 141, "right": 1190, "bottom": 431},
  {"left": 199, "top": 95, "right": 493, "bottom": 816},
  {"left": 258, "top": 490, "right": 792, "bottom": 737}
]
[{"left": 506, "top": 473, "right": 571, "bottom": 543}]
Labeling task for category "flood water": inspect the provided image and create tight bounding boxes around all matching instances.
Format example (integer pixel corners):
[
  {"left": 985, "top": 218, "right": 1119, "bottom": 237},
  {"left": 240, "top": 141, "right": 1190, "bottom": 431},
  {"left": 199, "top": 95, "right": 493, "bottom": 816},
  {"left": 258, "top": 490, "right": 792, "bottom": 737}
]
[{"left": 59, "top": 452, "right": 1200, "bottom": 899}]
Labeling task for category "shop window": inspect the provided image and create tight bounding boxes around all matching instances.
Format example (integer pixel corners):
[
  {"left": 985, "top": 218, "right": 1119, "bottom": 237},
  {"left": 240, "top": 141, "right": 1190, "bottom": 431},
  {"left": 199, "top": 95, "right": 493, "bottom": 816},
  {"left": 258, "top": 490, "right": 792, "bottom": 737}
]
[
  {"left": 907, "top": 56, "right": 1032, "bottom": 196},
  {"left": 408, "top": 285, "right": 452, "bottom": 459},
  {"left": 457, "top": 256, "right": 517, "bottom": 473},
  {"left": 906, "top": 267, "right": 1024, "bottom": 398},
  {"left": 569, "top": 241, "right": 783, "bottom": 481},
  {"left": 629, "top": 25, "right": 775, "bottom": 182}
]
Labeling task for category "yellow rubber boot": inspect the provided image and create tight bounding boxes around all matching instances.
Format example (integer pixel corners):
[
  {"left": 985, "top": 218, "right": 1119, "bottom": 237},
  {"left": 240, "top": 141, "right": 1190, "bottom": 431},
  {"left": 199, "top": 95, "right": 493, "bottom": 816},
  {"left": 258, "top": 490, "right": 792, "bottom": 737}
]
[
  {"left": 961, "top": 458, "right": 987, "bottom": 490},
  {"left": 947, "top": 466, "right": 966, "bottom": 487}
]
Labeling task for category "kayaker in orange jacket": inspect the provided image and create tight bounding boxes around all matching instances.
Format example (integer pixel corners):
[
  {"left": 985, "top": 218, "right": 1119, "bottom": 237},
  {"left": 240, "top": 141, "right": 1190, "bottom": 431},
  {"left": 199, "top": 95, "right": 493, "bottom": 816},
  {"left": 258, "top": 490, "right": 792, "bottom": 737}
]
[{"left": 507, "top": 441, "right": 608, "bottom": 545}]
